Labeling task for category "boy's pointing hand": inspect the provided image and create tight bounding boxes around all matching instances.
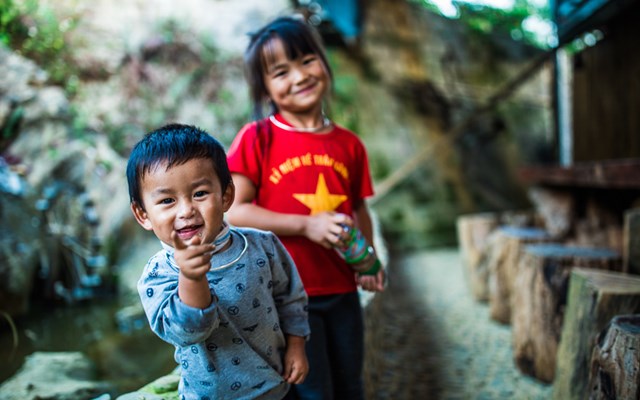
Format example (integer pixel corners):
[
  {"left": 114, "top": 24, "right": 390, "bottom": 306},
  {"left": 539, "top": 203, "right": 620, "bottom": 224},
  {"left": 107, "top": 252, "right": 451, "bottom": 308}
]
[{"left": 172, "top": 232, "right": 216, "bottom": 281}]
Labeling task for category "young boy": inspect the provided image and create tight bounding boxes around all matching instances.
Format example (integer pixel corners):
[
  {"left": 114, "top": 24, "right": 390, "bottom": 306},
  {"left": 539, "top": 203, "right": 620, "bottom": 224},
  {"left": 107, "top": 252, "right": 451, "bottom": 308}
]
[{"left": 126, "top": 123, "right": 309, "bottom": 399}]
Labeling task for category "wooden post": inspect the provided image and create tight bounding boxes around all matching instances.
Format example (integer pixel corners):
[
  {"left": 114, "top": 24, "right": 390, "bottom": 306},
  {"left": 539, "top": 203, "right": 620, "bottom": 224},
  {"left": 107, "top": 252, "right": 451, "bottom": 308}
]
[
  {"left": 511, "top": 244, "right": 622, "bottom": 383},
  {"left": 487, "top": 226, "right": 553, "bottom": 324},
  {"left": 624, "top": 208, "right": 640, "bottom": 275},
  {"left": 588, "top": 314, "right": 640, "bottom": 400},
  {"left": 552, "top": 269, "right": 640, "bottom": 400}
]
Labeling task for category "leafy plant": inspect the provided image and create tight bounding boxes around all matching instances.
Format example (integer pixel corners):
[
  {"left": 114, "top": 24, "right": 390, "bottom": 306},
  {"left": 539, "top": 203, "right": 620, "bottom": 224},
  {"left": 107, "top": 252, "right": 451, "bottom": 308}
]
[
  {"left": 411, "top": 0, "right": 553, "bottom": 49},
  {"left": 0, "top": 0, "right": 80, "bottom": 91},
  {"left": 0, "top": 0, "right": 29, "bottom": 47}
]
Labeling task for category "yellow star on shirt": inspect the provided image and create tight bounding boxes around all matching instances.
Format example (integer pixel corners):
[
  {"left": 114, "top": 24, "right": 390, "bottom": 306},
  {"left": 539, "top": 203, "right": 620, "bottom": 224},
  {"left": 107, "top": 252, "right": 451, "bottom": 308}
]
[{"left": 293, "top": 173, "right": 347, "bottom": 215}]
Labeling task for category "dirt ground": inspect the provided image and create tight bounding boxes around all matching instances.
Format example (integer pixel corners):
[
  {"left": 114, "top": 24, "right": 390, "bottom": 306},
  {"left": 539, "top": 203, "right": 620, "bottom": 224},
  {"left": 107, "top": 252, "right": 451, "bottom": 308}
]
[{"left": 363, "top": 248, "right": 553, "bottom": 399}]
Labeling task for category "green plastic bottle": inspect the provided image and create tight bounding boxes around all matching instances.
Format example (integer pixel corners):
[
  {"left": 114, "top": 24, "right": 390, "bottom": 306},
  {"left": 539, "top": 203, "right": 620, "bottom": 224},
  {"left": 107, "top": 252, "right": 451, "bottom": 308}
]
[{"left": 336, "top": 224, "right": 381, "bottom": 275}]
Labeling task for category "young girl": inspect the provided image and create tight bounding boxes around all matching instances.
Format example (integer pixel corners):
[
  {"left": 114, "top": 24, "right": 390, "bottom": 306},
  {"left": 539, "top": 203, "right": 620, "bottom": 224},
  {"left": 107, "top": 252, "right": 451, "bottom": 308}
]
[{"left": 226, "top": 16, "right": 385, "bottom": 399}]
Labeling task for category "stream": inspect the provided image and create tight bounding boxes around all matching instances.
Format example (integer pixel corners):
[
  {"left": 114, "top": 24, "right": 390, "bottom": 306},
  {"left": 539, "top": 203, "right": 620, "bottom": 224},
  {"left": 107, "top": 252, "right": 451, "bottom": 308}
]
[
  {"left": 0, "top": 184, "right": 176, "bottom": 394},
  {"left": 0, "top": 293, "right": 175, "bottom": 394}
]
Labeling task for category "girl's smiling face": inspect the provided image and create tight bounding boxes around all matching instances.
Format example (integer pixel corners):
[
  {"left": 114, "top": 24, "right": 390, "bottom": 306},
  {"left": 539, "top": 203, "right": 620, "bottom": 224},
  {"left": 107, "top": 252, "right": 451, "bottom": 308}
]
[
  {"left": 262, "top": 37, "right": 329, "bottom": 117},
  {"left": 131, "top": 158, "right": 234, "bottom": 247}
]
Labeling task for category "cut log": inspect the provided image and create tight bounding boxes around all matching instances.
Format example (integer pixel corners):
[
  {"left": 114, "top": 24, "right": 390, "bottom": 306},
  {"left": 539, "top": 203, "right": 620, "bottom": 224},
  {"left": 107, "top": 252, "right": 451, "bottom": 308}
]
[
  {"left": 553, "top": 269, "right": 640, "bottom": 400},
  {"left": 487, "top": 226, "right": 553, "bottom": 324},
  {"left": 511, "top": 244, "right": 622, "bottom": 383},
  {"left": 624, "top": 208, "right": 640, "bottom": 275},
  {"left": 588, "top": 314, "right": 640, "bottom": 400},
  {"left": 456, "top": 211, "right": 535, "bottom": 301},
  {"left": 457, "top": 213, "right": 500, "bottom": 302}
]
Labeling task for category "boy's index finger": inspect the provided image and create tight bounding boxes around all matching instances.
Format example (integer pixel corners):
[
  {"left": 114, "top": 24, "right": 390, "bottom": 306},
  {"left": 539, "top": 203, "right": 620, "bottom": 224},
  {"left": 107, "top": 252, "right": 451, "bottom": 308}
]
[{"left": 172, "top": 231, "right": 187, "bottom": 250}]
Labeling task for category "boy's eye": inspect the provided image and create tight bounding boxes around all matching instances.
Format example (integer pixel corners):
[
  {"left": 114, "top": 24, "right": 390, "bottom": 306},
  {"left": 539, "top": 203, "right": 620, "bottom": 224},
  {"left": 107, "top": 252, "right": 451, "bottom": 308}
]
[
  {"left": 194, "top": 191, "right": 208, "bottom": 198},
  {"left": 159, "top": 198, "right": 174, "bottom": 205}
]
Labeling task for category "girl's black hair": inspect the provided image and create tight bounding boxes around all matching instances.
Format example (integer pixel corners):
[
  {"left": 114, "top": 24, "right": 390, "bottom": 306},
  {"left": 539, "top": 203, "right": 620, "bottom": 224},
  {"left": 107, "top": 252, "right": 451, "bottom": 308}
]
[
  {"left": 126, "top": 123, "right": 231, "bottom": 209},
  {"left": 244, "top": 16, "right": 333, "bottom": 119}
]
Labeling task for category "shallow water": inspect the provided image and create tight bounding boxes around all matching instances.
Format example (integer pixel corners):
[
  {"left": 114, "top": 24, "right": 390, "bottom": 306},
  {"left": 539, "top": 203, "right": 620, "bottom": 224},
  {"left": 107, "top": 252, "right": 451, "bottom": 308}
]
[{"left": 0, "top": 297, "right": 175, "bottom": 394}]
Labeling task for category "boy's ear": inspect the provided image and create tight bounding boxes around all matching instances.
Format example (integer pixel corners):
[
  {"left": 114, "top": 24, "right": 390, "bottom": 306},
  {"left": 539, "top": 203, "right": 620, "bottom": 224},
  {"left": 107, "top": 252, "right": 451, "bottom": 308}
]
[
  {"left": 222, "top": 181, "right": 235, "bottom": 212},
  {"left": 131, "top": 202, "right": 153, "bottom": 231}
]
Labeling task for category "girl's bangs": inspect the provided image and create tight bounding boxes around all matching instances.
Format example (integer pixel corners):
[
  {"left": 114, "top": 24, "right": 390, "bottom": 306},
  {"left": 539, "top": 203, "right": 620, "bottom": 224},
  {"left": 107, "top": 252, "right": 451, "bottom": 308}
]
[{"left": 260, "top": 29, "right": 316, "bottom": 68}]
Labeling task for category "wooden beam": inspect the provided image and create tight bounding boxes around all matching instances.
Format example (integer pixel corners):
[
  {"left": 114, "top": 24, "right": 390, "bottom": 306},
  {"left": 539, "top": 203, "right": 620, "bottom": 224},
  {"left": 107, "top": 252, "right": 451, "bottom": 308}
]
[{"left": 518, "top": 159, "right": 640, "bottom": 189}]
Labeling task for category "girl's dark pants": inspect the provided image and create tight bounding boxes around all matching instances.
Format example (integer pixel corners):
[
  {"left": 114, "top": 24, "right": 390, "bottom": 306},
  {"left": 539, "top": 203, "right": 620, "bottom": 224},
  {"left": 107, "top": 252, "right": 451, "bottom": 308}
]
[{"left": 287, "top": 291, "right": 365, "bottom": 400}]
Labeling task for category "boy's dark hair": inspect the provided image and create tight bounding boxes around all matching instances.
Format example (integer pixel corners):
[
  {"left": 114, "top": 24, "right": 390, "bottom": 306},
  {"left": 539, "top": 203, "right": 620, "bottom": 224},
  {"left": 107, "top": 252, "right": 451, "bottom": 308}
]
[
  {"left": 126, "top": 123, "right": 231, "bottom": 209},
  {"left": 244, "top": 16, "right": 333, "bottom": 119}
]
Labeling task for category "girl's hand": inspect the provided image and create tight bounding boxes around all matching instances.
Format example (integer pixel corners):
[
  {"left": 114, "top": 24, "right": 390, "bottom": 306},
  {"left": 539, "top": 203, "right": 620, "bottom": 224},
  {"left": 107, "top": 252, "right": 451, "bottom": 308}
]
[
  {"left": 358, "top": 268, "right": 386, "bottom": 292},
  {"left": 304, "top": 212, "right": 353, "bottom": 248},
  {"left": 172, "top": 232, "right": 215, "bottom": 281}
]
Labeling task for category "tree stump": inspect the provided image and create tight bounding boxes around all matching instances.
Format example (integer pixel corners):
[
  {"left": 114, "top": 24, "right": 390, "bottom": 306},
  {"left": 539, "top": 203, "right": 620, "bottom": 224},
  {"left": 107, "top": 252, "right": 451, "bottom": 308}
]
[
  {"left": 487, "top": 226, "right": 553, "bottom": 324},
  {"left": 457, "top": 213, "right": 500, "bottom": 302},
  {"left": 511, "top": 244, "right": 622, "bottom": 383},
  {"left": 457, "top": 211, "right": 534, "bottom": 302},
  {"left": 588, "top": 314, "right": 640, "bottom": 400},
  {"left": 553, "top": 268, "right": 640, "bottom": 400}
]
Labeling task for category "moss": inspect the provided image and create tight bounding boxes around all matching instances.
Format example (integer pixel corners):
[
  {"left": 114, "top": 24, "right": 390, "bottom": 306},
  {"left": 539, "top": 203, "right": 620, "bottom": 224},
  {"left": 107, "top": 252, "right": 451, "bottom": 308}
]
[{"left": 137, "top": 370, "right": 180, "bottom": 399}]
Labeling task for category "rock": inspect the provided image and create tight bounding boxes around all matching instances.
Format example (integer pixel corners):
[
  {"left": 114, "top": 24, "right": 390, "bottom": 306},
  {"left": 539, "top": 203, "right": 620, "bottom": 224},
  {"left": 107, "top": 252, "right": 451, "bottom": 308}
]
[
  {"left": 0, "top": 46, "right": 129, "bottom": 308},
  {"left": 0, "top": 352, "right": 115, "bottom": 400},
  {"left": 116, "top": 392, "right": 166, "bottom": 400},
  {"left": 0, "top": 159, "right": 41, "bottom": 316}
]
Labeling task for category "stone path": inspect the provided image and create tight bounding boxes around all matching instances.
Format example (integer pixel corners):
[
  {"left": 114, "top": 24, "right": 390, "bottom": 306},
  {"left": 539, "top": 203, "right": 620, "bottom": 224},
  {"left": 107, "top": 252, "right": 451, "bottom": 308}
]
[{"left": 363, "top": 248, "right": 553, "bottom": 399}]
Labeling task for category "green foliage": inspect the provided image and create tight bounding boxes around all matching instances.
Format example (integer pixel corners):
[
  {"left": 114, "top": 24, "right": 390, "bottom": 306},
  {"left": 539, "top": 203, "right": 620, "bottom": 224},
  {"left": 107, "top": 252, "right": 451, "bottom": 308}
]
[
  {"left": 461, "top": 3, "right": 529, "bottom": 34},
  {"left": 562, "top": 29, "right": 605, "bottom": 56},
  {"left": 0, "top": 0, "right": 28, "bottom": 47},
  {"left": 369, "top": 156, "right": 391, "bottom": 182},
  {"left": 411, "top": 0, "right": 552, "bottom": 49},
  {"left": 0, "top": 0, "right": 80, "bottom": 92},
  {"left": 1, "top": 106, "right": 24, "bottom": 148},
  {"left": 331, "top": 74, "right": 360, "bottom": 132},
  {"left": 326, "top": 50, "right": 361, "bottom": 133}
]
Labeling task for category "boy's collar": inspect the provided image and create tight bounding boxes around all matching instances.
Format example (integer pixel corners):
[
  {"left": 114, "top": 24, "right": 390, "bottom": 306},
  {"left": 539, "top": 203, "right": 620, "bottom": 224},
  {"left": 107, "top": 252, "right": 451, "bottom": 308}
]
[{"left": 160, "top": 225, "right": 249, "bottom": 272}]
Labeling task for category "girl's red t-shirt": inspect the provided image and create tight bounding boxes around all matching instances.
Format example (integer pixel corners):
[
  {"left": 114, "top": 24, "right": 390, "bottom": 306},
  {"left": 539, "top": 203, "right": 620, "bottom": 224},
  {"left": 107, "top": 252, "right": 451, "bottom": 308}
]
[{"left": 227, "top": 115, "right": 374, "bottom": 296}]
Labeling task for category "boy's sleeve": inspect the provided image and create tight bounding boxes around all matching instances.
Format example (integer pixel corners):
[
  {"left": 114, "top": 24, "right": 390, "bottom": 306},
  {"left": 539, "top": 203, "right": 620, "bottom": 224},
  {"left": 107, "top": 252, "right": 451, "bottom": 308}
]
[
  {"left": 137, "top": 252, "right": 220, "bottom": 346},
  {"left": 266, "top": 233, "right": 310, "bottom": 339}
]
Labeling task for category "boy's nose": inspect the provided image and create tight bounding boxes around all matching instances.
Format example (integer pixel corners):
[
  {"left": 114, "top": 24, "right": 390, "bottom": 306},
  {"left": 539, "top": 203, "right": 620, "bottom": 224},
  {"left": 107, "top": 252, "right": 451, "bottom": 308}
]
[{"left": 177, "top": 201, "right": 195, "bottom": 218}]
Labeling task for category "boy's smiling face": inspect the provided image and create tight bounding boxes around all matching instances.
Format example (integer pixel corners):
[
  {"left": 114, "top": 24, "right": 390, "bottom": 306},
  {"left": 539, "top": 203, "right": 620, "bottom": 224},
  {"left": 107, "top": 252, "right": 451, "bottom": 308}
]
[{"left": 131, "top": 158, "right": 234, "bottom": 247}]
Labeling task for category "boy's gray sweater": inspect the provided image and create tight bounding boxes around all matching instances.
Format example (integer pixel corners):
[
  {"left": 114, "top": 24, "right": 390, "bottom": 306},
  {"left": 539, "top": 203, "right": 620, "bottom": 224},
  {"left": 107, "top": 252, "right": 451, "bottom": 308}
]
[{"left": 137, "top": 227, "right": 310, "bottom": 400}]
